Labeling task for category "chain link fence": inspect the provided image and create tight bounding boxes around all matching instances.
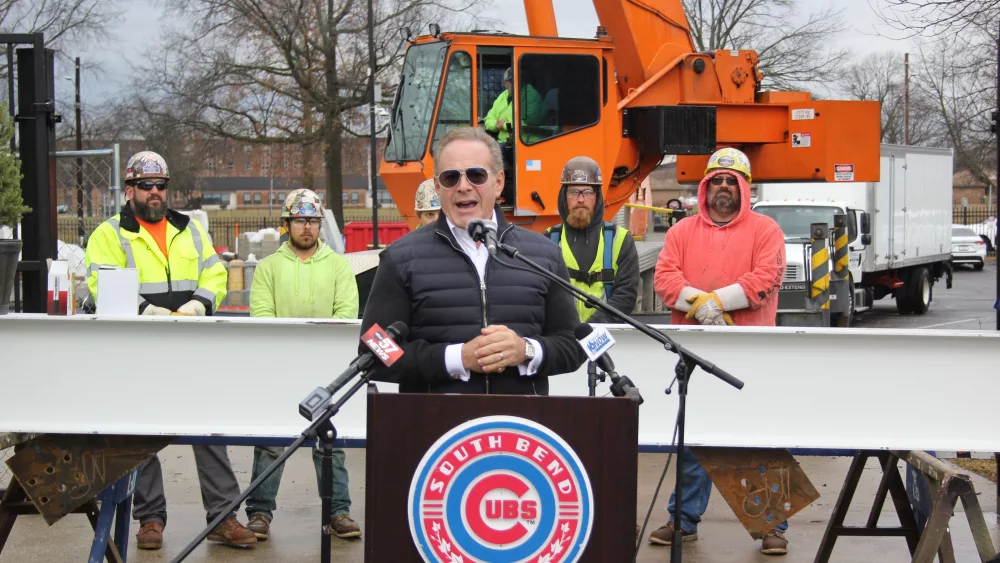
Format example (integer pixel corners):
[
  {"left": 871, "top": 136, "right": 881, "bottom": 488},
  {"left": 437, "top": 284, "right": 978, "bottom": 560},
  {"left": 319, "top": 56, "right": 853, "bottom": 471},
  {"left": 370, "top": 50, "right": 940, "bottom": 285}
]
[{"left": 53, "top": 147, "right": 121, "bottom": 307}]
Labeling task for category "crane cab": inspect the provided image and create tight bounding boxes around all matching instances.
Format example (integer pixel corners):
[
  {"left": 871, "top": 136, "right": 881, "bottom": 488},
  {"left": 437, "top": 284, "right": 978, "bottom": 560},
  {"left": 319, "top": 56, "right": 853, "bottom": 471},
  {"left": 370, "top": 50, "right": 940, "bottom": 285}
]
[{"left": 380, "top": 33, "right": 638, "bottom": 232}]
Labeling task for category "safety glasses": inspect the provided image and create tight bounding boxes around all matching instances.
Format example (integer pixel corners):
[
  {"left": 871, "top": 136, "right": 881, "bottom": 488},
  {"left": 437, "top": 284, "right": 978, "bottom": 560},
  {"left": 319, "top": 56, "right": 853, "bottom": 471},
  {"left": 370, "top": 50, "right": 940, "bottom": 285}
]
[
  {"left": 135, "top": 180, "right": 169, "bottom": 191},
  {"left": 291, "top": 218, "right": 322, "bottom": 227},
  {"left": 709, "top": 176, "right": 739, "bottom": 187},
  {"left": 437, "top": 167, "right": 490, "bottom": 189}
]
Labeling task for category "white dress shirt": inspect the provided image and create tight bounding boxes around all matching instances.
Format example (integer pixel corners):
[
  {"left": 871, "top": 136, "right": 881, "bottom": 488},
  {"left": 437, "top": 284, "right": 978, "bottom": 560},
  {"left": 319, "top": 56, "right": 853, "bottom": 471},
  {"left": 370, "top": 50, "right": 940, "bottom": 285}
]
[{"left": 443, "top": 212, "right": 545, "bottom": 381}]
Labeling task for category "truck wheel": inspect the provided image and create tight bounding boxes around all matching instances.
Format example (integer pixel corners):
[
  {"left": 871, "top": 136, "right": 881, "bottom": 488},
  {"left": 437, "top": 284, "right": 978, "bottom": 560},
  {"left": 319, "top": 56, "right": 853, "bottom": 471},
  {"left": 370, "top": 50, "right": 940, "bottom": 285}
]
[{"left": 907, "top": 267, "right": 932, "bottom": 315}]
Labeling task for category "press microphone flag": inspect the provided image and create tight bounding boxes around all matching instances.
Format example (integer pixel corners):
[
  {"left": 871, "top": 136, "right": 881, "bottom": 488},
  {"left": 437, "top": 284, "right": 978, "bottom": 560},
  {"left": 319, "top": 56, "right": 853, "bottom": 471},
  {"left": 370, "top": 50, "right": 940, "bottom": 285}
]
[{"left": 574, "top": 322, "right": 615, "bottom": 364}]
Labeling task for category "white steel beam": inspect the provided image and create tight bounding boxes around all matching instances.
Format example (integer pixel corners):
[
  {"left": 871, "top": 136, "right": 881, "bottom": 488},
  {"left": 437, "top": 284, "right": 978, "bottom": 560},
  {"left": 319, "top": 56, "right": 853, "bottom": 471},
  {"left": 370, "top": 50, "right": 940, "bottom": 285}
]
[{"left": 1, "top": 314, "right": 996, "bottom": 451}]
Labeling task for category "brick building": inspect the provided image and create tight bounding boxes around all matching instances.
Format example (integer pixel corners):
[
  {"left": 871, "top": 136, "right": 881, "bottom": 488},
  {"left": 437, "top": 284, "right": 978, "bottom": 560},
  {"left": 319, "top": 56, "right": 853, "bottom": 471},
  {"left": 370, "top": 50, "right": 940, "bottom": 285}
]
[{"left": 54, "top": 137, "right": 392, "bottom": 214}]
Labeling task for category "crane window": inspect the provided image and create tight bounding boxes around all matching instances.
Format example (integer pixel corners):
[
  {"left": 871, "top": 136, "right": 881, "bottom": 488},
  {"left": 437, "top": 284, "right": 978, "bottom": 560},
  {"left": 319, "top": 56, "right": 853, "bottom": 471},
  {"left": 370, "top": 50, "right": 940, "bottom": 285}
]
[
  {"left": 384, "top": 42, "right": 448, "bottom": 162},
  {"left": 518, "top": 54, "right": 600, "bottom": 145},
  {"left": 431, "top": 51, "right": 473, "bottom": 150}
]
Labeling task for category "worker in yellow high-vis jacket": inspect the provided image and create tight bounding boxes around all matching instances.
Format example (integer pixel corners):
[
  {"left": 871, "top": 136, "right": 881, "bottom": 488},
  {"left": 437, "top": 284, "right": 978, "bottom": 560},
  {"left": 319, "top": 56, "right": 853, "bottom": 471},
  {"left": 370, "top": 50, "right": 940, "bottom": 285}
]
[
  {"left": 83, "top": 151, "right": 256, "bottom": 551},
  {"left": 84, "top": 151, "right": 227, "bottom": 316}
]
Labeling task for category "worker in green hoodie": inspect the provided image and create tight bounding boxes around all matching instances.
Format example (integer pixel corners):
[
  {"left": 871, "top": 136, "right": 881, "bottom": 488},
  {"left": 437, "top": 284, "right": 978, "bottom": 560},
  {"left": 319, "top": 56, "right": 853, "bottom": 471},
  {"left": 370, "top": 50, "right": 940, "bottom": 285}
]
[{"left": 246, "top": 188, "right": 361, "bottom": 541}]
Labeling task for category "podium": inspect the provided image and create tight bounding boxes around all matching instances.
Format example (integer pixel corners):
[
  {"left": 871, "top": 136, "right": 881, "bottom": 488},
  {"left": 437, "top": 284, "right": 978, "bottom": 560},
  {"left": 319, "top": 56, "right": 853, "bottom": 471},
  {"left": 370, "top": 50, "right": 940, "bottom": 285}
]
[{"left": 364, "top": 386, "right": 640, "bottom": 563}]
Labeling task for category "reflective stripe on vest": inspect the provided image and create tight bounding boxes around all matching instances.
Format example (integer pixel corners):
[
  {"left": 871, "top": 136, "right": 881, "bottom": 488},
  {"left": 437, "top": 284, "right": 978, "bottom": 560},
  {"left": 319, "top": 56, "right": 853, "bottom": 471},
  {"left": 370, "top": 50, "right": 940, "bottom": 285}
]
[{"left": 108, "top": 218, "right": 137, "bottom": 269}]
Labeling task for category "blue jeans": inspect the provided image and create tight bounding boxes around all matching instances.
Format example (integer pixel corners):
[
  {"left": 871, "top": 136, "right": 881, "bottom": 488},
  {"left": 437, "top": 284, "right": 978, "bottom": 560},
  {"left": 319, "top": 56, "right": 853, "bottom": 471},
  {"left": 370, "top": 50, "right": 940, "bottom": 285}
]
[
  {"left": 667, "top": 448, "right": 788, "bottom": 534},
  {"left": 245, "top": 445, "right": 352, "bottom": 519}
]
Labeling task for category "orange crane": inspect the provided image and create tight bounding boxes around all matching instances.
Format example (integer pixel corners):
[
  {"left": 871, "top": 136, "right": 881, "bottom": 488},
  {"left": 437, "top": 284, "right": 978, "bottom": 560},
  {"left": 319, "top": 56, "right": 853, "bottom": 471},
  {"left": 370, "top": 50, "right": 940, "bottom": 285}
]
[{"left": 378, "top": 0, "right": 880, "bottom": 233}]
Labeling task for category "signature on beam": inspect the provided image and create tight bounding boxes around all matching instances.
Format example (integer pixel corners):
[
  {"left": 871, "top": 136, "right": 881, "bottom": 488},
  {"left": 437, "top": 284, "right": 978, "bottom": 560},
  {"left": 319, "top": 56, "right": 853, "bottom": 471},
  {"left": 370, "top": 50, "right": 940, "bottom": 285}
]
[
  {"left": 68, "top": 450, "right": 107, "bottom": 500},
  {"left": 740, "top": 465, "right": 792, "bottom": 520}
]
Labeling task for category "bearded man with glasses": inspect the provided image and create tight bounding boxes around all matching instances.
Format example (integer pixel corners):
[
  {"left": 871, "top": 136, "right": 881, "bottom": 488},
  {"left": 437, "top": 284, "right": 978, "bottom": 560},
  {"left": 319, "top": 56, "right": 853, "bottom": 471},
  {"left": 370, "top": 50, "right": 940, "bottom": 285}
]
[
  {"left": 648, "top": 147, "right": 789, "bottom": 555},
  {"left": 84, "top": 151, "right": 257, "bottom": 550},
  {"left": 360, "top": 127, "right": 586, "bottom": 395},
  {"left": 543, "top": 156, "right": 639, "bottom": 324}
]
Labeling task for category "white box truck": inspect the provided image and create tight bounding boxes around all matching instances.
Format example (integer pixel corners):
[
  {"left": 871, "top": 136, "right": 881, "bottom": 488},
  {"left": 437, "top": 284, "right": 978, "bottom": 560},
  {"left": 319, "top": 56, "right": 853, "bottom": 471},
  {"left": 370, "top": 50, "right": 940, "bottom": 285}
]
[{"left": 752, "top": 144, "right": 953, "bottom": 326}]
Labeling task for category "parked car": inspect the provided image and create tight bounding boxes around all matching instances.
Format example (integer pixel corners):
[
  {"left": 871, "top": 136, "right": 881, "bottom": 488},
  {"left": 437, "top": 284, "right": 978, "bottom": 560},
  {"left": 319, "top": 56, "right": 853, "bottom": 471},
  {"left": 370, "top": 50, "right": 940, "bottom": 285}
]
[{"left": 951, "top": 225, "right": 987, "bottom": 270}]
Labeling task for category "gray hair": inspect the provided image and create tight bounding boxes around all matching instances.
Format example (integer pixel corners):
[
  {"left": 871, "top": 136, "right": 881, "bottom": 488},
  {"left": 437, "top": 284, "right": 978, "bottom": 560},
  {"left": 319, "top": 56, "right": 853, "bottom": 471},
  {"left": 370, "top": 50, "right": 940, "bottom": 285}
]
[{"left": 432, "top": 127, "right": 504, "bottom": 176}]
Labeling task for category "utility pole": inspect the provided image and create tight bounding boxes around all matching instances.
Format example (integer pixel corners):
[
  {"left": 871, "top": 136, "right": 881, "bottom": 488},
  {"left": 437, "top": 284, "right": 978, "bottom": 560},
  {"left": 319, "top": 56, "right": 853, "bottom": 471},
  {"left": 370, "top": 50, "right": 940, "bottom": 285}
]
[
  {"left": 994, "top": 24, "right": 999, "bottom": 331},
  {"left": 904, "top": 53, "right": 910, "bottom": 145},
  {"left": 74, "top": 57, "right": 84, "bottom": 243},
  {"left": 368, "top": 0, "right": 380, "bottom": 249}
]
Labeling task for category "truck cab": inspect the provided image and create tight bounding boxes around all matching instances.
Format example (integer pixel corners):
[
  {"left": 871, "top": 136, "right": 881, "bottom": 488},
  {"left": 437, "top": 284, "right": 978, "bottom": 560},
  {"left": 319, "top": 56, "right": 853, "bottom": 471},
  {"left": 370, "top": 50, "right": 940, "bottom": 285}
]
[{"left": 753, "top": 183, "right": 871, "bottom": 326}]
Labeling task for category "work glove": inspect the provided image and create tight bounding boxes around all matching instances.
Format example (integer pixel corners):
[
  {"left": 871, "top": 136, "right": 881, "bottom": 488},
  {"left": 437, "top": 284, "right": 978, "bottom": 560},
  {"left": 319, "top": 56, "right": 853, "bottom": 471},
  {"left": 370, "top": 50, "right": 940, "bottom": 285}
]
[
  {"left": 177, "top": 300, "right": 207, "bottom": 316},
  {"left": 685, "top": 293, "right": 735, "bottom": 326},
  {"left": 141, "top": 305, "right": 173, "bottom": 316}
]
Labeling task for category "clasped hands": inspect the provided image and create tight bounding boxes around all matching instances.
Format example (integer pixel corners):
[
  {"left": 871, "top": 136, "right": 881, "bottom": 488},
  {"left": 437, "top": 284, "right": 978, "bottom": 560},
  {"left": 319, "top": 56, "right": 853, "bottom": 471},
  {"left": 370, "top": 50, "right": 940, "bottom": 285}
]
[
  {"left": 685, "top": 292, "right": 735, "bottom": 326},
  {"left": 460, "top": 325, "right": 526, "bottom": 373}
]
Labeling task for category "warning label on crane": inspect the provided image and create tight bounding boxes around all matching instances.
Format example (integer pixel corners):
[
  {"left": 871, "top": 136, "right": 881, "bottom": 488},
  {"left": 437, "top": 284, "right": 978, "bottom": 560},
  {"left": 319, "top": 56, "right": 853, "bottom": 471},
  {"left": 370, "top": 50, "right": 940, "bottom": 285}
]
[
  {"left": 791, "top": 108, "right": 815, "bottom": 120},
  {"left": 792, "top": 133, "right": 811, "bottom": 148},
  {"left": 834, "top": 164, "right": 855, "bottom": 182}
]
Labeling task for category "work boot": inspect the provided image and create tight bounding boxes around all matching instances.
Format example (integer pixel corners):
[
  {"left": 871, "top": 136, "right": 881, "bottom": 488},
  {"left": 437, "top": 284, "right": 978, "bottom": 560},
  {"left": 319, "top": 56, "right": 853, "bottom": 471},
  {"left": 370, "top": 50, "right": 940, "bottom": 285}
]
[
  {"left": 247, "top": 513, "right": 271, "bottom": 540},
  {"left": 207, "top": 517, "right": 257, "bottom": 547},
  {"left": 136, "top": 521, "right": 164, "bottom": 550},
  {"left": 760, "top": 530, "right": 788, "bottom": 555},
  {"left": 331, "top": 514, "right": 362, "bottom": 539},
  {"left": 648, "top": 522, "right": 697, "bottom": 545}
]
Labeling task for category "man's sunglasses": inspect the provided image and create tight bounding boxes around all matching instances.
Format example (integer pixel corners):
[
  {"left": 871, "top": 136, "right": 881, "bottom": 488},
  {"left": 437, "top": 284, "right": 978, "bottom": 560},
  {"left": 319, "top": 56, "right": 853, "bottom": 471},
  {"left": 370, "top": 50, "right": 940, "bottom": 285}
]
[
  {"left": 437, "top": 167, "right": 490, "bottom": 189},
  {"left": 135, "top": 180, "right": 169, "bottom": 191},
  {"left": 709, "top": 176, "right": 739, "bottom": 187}
]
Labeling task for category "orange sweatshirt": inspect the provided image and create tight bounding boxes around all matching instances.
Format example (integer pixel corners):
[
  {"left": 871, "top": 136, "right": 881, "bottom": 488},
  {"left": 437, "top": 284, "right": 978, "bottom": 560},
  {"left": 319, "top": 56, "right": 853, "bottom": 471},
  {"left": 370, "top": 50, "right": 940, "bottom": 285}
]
[{"left": 653, "top": 170, "right": 785, "bottom": 326}]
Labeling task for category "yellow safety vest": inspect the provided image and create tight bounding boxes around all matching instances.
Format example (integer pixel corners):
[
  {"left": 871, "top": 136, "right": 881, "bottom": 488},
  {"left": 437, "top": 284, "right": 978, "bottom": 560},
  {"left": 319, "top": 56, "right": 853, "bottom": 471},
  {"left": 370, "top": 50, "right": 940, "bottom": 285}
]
[
  {"left": 84, "top": 208, "right": 227, "bottom": 313},
  {"left": 548, "top": 223, "right": 628, "bottom": 322}
]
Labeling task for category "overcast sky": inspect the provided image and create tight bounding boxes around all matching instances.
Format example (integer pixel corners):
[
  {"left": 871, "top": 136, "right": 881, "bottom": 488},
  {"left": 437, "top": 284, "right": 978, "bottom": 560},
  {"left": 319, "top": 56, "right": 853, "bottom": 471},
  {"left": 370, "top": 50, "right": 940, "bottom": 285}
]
[{"left": 62, "top": 0, "right": 920, "bottom": 109}]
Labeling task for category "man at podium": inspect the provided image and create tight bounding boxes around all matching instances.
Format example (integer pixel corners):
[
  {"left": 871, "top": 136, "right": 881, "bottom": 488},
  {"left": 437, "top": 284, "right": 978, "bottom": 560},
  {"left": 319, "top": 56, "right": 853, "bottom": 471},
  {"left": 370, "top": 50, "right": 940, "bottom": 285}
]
[{"left": 360, "top": 127, "right": 586, "bottom": 394}]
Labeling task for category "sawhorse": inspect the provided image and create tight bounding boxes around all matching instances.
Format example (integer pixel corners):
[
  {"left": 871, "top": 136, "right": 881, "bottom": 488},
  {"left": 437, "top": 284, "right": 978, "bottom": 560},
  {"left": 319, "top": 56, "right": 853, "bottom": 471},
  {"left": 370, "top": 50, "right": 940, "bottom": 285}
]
[
  {"left": 815, "top": 450, "right": 997, "bottom": 563},
  {"left": 0, "top": 468, "right": 138, "bottom": 563}
]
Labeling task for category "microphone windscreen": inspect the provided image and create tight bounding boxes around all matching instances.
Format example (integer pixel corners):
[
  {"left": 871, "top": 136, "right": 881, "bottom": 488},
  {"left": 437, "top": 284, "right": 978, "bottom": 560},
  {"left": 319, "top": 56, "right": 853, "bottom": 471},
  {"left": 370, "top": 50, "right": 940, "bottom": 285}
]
[{"left": 573, "top": 323, "right": 594, "bottom": 340}]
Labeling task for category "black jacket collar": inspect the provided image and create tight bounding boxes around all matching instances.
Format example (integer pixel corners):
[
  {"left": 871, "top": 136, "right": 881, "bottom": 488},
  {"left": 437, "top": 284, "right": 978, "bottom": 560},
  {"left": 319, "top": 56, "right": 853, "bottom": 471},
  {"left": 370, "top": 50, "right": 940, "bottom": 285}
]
[{"left": 119, "top": 203, "right": 191, "bottom": 234}]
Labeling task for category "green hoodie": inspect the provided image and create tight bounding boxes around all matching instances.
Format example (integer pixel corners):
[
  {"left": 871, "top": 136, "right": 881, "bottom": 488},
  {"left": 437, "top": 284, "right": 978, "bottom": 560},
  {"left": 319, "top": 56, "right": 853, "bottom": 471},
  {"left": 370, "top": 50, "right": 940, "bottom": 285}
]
[{"left": 250, "top": 241, "right": 359, "bottom": 319}]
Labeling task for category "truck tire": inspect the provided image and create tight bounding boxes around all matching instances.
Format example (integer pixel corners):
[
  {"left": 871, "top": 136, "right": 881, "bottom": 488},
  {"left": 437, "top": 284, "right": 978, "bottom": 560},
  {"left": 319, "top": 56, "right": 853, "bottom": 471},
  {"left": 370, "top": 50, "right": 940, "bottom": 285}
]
[{"left": 907, "top": 267, "right": 932, "bottom": 315}]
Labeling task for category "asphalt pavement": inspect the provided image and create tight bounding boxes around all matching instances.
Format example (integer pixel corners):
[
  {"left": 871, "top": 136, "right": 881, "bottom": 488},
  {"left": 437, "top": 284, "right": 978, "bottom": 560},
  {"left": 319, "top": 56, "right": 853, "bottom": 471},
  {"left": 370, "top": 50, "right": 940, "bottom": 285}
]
[{"left": 854, "top": 261, "right": 999, "bottom": 330}]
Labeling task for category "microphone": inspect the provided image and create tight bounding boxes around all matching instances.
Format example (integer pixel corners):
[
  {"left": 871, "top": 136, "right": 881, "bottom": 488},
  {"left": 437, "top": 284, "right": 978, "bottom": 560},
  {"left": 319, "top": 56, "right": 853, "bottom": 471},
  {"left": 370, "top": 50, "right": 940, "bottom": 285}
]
[
  {"left": 467, "top": 219, "right": 500, "bottom": 256},
  {"left": 299, "top": 321, "right": 408, "bottom": 421},
  {"left": 574, "top": 322, "right": 616, "bottom": 375},
  {"left": 574, "top": 323, "right": 643, "bottom": 404}
]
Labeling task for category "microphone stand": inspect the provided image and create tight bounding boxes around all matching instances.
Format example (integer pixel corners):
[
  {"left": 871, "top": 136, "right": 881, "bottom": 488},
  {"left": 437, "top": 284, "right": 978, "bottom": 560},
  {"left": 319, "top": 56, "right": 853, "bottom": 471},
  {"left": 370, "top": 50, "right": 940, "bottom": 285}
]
[
  {"left": 171, "top": 369, "right": 374, "bottom": 563},
  {"left": 489, "top": 238, "right": 743, "bottom": 563},
  {"left": 586, "top": 361, "right": 604, "bottom": 397}
]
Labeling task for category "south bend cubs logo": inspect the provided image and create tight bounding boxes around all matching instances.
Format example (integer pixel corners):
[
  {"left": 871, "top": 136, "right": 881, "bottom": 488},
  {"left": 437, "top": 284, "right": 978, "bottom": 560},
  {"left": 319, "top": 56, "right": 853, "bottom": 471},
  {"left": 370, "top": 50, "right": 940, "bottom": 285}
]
[{"left": 408, "top": 416, "right": 594, "bottom": 563}]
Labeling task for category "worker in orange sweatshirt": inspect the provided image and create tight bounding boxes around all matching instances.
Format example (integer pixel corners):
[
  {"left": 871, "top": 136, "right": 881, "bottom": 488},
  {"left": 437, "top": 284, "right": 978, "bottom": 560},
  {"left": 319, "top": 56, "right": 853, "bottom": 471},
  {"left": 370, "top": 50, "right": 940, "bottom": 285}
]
[{"left": 648, "top": 147, "right": 788, "bottom": 555}]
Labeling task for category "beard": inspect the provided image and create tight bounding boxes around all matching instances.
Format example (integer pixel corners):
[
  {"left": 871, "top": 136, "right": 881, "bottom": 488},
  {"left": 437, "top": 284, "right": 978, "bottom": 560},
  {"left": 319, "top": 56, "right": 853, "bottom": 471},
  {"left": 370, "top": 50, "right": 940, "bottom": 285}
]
[
  {"left": 289, "top": 231, "right": 318, "bottom": 251},
  {"left": 566, "top": 207, "right": 593, "bottom": 229},
  {"left": 710, "top": 190, "right": 740, "bottom": 215},
  {"left": 133, "top": 196, "right": 166, "bottom": 222}
]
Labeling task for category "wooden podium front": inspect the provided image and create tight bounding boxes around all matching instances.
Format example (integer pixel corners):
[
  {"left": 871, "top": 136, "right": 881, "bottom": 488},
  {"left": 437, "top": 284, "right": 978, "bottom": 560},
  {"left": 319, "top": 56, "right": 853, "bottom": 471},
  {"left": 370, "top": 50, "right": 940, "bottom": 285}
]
[{"left": 363, "top": 386, "right": 639, "bottom": 562}]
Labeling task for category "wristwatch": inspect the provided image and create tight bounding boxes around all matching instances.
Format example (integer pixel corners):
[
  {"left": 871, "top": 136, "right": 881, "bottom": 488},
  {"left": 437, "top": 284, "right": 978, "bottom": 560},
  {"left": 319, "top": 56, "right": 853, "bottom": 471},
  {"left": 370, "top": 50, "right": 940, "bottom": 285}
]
[{"left": 523, "top": 339, "right": 536, "bottom": 363}]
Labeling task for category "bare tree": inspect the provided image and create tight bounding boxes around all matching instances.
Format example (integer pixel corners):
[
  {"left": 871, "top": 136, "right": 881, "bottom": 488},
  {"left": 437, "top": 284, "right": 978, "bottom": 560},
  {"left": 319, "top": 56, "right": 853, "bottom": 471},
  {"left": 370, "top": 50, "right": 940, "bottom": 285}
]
[
  {"left": 682, "top": 0, "right": 849, "bottom": 90},
  {"left": 876, "top": 0, "right": 999, "bottom": 36},
  {"left": 132, "top": 0, "right": 483, "bottom": 227},
  {"left": 842, "top": 51, "right": 940, "bottom": 145},
  {"left": 0, "top": 0, "right": 122, "bottom": 82},
  {"left": 917, "top": 34, "right": 996, "bottom": 193}
]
